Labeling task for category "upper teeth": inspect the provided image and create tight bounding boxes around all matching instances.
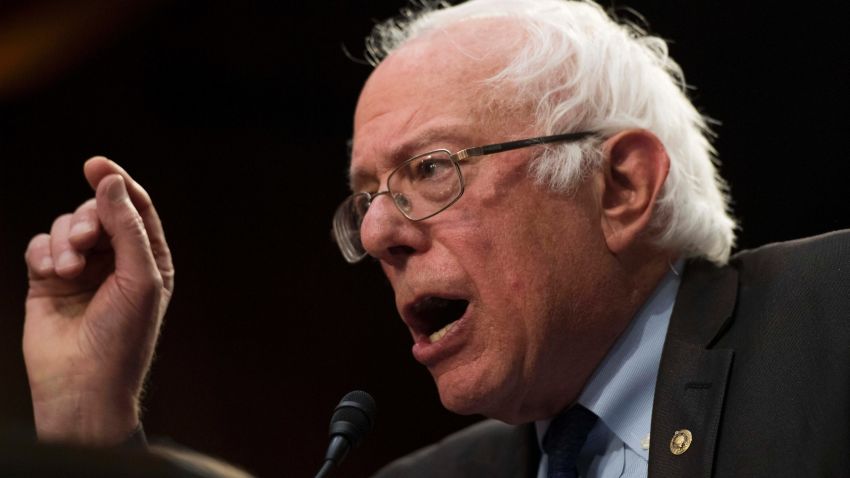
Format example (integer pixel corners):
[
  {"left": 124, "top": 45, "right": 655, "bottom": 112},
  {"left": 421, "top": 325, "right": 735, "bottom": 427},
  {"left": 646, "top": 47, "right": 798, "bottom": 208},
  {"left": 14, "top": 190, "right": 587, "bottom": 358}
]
[{"left": 429, "top": 320, "right": 457, "bottom": 343}]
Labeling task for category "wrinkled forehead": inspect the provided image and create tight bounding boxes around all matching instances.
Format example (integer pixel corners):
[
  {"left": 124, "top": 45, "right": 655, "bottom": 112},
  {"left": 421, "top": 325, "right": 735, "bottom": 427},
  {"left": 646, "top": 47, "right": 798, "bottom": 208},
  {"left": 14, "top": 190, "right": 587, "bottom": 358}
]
[
  {"left": 349, "top": 19, "right": 531, "bottom": 188},
  {"left": 355, "top": 19, "right": 528, "bottom": 125}
]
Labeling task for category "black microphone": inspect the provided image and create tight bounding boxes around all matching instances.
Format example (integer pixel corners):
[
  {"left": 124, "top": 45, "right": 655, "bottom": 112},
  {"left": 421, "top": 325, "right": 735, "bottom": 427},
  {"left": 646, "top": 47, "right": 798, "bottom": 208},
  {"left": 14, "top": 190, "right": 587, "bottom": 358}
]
[{"left": 315, "top": 390, "right": 376, "bottom": 478}]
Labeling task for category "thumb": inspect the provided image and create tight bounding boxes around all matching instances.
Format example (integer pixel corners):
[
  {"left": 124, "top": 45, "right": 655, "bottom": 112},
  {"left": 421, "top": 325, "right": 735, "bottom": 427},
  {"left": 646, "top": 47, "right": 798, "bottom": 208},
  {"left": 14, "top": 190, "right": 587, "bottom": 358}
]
[{"left": 96, "top": 174, "right": 160, "bottom": 285}]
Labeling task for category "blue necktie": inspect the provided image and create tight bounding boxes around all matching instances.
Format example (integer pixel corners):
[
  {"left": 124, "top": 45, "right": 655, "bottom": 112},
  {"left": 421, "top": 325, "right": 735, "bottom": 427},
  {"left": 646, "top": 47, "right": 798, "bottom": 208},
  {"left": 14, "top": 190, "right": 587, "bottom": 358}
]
[{"left": 543, "top": 404, "right": 598, "bottom": 478}]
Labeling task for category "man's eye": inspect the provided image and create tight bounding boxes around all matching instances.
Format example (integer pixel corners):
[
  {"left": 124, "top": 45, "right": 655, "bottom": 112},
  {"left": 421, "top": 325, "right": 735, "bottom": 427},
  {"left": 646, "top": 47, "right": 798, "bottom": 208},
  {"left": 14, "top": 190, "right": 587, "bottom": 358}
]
[{"left": 412, "top": 158, "right": 452, "bottom": 181}]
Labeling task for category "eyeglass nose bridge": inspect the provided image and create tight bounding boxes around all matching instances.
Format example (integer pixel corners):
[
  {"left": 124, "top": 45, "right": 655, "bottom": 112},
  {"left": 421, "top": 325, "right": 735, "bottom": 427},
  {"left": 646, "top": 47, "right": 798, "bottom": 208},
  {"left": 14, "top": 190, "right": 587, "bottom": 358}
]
[
  {"left": 365, "top": 189, "right": 392, "bottom": 205},
  {"left": 361, "top": 189, "right": 391, "bottom": 218},
  {"left": 363, "top": 189, "right": 414, "bottom": 219}
]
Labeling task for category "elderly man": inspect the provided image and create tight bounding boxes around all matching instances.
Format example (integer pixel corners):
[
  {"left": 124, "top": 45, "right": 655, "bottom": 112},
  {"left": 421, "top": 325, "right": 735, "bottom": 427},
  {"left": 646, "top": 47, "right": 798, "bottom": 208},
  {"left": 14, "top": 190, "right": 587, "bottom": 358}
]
[{"left": 331, "top": 0, "right": 850, "bottom": 476}]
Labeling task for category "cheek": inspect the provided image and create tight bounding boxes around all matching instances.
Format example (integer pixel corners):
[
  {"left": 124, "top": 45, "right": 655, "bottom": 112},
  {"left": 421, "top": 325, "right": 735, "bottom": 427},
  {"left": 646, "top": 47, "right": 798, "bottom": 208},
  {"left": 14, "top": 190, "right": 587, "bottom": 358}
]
[{"left": 441, "top": 199, "right": 569, "bottom": 299}]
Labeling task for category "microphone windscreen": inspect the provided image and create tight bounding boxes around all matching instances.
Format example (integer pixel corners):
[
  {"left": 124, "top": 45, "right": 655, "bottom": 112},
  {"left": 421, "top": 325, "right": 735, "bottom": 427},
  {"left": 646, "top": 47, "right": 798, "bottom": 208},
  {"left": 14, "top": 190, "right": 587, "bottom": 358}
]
[{"left": 329, "top": 390, "right": 376, "bottom": 447}]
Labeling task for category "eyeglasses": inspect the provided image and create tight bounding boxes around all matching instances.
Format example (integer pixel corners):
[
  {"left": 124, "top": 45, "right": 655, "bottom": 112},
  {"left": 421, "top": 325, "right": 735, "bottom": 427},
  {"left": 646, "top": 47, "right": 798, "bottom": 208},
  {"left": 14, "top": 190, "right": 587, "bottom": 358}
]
[{"left": 333, "top": 131, "right": 597, "bottom": 263}]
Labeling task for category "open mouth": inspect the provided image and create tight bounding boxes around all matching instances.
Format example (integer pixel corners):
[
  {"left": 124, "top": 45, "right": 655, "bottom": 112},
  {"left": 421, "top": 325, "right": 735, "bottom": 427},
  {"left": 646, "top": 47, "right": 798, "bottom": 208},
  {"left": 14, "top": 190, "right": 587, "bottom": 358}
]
[{"left": 409, "top": 297, "right": 470, "bottom": 343}]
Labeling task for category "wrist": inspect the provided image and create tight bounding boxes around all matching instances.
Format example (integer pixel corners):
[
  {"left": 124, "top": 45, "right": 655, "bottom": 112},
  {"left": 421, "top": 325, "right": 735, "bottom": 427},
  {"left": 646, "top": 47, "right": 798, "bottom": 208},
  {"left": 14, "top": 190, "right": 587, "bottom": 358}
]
[{"left": 31, "top": 378, "right": 141, "bottom": 446}]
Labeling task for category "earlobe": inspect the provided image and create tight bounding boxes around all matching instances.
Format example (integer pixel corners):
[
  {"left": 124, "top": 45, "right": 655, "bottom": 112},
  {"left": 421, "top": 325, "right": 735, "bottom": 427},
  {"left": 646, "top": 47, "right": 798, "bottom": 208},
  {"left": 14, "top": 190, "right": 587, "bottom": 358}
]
[{"left": 599, "top": 130, "right": 670, "bottom": 254}]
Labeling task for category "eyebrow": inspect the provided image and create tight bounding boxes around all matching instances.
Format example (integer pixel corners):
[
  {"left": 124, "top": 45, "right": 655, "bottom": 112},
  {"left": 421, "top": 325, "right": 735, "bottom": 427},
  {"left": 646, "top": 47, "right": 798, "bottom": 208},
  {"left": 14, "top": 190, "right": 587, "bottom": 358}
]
[{"left": 347, "top": 124, "right": 475, "bottom": 191}]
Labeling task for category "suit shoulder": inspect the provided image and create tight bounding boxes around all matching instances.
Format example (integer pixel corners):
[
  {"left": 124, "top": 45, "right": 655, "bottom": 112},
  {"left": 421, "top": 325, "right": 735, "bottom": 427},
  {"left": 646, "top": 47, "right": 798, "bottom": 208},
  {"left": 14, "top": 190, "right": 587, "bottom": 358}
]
[
  {"left": 730, "top": 229, "right": 849, "bottom": 287},
  {"left": 372, "top": 420, "right": 533, "bottom": 478},
  {"left": 723, "top": 228, "right": 850, "bottom": 342},
  {"left": 732, "top": 229, "right": 849, "bottom": 267}
]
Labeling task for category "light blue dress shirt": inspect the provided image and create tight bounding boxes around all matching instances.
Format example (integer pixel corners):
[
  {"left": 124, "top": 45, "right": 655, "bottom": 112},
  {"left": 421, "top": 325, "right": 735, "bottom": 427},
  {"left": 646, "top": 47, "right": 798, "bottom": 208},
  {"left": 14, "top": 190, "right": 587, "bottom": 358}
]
[{"left": 536, "top": 262, "right": 683, "bottom": 478}]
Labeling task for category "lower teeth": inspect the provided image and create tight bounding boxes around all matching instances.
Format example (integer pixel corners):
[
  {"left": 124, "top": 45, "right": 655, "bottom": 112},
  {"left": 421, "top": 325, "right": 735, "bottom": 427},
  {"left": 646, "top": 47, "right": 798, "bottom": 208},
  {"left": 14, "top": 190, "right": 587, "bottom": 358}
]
[{"left": 429, "top": 321, "right": 457, "bottom": 343}]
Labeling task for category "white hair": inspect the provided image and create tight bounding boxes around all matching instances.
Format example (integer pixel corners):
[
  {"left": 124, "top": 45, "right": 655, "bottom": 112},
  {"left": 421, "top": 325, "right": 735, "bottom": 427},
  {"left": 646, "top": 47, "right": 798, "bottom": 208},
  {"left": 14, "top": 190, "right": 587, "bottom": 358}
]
[{"left": 365, "top": 0, "right": 737, "bottom": 264}]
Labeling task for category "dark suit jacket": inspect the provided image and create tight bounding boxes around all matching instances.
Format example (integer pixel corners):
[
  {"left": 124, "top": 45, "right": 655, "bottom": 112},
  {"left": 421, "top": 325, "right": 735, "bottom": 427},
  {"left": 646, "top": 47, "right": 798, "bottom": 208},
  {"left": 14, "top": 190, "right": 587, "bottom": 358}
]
[{"left": 374, "top": 230, "right": 850, "bottom": 477}]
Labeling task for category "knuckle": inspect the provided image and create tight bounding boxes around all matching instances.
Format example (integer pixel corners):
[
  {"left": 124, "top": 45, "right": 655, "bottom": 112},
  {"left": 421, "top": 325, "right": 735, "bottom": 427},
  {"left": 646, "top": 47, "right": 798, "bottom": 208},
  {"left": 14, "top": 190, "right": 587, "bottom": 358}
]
[
  {"left": 27, "top": 233, "right": 50, "bottom": 251},
  {"left": 76, "top": 198, "right": 97, "bottom": 213},
  {"left": 117, "top": 207, "right": 146, "bottom": 234},
  {"left": 51, "top": 213, "right": 72, "bottom": 230},
  {"left": 25, "top": 234, "right": 50, "bottom": 259}
]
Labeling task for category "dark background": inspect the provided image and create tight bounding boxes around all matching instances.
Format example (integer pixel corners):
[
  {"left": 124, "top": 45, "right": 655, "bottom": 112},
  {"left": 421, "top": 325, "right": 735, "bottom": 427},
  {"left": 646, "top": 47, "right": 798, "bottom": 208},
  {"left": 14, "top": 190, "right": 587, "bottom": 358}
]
[{"left": 0, "top": 1, "right": 847, "bottom": 477}]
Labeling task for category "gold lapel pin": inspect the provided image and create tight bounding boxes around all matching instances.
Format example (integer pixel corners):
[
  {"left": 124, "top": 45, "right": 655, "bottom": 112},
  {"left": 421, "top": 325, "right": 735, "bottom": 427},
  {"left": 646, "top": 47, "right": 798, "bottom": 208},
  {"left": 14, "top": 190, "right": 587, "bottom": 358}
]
[{"left": 669, "top": 429, "right": 693, "bottom": 455}]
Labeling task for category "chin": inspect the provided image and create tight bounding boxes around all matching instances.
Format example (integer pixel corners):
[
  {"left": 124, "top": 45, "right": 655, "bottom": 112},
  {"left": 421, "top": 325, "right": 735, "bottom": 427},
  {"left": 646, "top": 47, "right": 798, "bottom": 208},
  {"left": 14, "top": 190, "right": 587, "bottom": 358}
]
[{"left": 432, "top": 366, "right": 521, "bottom": 423}]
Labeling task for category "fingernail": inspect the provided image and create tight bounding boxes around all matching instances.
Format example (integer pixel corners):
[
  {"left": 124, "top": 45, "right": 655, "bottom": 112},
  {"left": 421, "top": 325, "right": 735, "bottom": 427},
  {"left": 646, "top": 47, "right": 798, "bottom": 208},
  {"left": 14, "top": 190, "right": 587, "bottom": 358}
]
[
  {"left": 39, "top": 256, "right": 54, "bottom": 274},
  {"left": 107, "top": 176, "right": 128, "bottom": 203},
  {"left": 56, "top": 250, "right": 79, "bottom": 272},
  {"left": 69, "top": 221, "right": 94, "bottom": 238}
]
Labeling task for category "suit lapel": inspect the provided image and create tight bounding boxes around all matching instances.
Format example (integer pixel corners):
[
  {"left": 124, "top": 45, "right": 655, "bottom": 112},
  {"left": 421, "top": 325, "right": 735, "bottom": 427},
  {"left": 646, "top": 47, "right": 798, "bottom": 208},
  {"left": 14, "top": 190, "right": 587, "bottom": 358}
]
[{"left": 648, "top": 260, "right": 738, "bottom": 478}]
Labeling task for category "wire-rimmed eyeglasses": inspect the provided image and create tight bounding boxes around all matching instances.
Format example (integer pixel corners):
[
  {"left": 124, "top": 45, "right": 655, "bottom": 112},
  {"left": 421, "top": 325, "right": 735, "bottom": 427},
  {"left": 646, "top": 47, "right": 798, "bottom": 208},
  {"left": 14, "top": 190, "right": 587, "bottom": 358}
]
[{"left": 332, "top": 131, "right": 597, "bottom": 263}]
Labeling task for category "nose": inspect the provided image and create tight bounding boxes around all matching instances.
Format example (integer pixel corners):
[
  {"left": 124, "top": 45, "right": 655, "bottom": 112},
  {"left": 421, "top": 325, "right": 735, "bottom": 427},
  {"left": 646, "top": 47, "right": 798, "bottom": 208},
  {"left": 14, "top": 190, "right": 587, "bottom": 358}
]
[{"left": 359, "top": 192, "right": 427, "bottom": 263}]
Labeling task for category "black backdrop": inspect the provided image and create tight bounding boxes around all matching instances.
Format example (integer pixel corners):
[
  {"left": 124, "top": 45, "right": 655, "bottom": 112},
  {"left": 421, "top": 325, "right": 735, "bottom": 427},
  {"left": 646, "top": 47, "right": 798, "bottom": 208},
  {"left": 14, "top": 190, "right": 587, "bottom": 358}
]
[{"left": 0, "top": 1, "right": 848, "bottom": 477}]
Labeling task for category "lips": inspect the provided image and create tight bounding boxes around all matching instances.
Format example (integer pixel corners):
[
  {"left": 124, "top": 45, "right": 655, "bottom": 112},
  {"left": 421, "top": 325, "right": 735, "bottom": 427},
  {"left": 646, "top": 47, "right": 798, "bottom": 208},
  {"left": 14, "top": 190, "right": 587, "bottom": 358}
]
[
  {"left": 402, "top": 295, "right": 471, "bottom": 366},
  {"left": 407, "top": 296, "right": 470, "bottom": 343}
]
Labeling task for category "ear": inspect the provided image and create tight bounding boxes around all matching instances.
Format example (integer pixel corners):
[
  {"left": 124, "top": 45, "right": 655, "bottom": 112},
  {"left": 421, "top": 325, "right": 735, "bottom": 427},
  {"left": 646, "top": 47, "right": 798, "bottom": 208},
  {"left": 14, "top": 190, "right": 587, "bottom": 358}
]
[{"left": 599, "top": 129, "right": 670, "bottom": 254}]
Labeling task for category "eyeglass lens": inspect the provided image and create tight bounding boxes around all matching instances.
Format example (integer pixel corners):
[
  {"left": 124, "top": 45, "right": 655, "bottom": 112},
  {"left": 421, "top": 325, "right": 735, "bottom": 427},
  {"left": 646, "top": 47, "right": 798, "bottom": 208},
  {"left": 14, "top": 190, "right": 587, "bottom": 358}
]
[
  {"left": 334, "top": 150, "right": 463, "bottom": 262},
  {"left": 389, "top": 151, "right": 461, "bottom": 220}
]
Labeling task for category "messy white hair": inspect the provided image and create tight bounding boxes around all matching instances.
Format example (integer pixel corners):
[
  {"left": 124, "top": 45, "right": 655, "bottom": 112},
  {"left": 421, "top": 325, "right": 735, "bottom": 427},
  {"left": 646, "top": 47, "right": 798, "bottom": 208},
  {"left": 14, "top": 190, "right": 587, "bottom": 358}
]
[{"left": 365, "top": 0, "right": 737, "bottom": 264}]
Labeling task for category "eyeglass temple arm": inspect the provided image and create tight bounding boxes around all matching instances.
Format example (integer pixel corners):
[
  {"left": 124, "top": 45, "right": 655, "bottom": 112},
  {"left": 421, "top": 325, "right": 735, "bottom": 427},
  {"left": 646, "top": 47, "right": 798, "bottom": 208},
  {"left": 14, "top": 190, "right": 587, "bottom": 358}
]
[{"left": 454, "top": 131, "right": 596, "bottom": 161}]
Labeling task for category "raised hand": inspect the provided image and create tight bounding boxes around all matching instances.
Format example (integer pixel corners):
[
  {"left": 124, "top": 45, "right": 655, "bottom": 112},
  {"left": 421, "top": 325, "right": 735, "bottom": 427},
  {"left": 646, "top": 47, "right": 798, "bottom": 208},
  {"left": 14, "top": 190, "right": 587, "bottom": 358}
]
[{"left": 23, "top": 157, "right": 174, "bottom": 445}]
